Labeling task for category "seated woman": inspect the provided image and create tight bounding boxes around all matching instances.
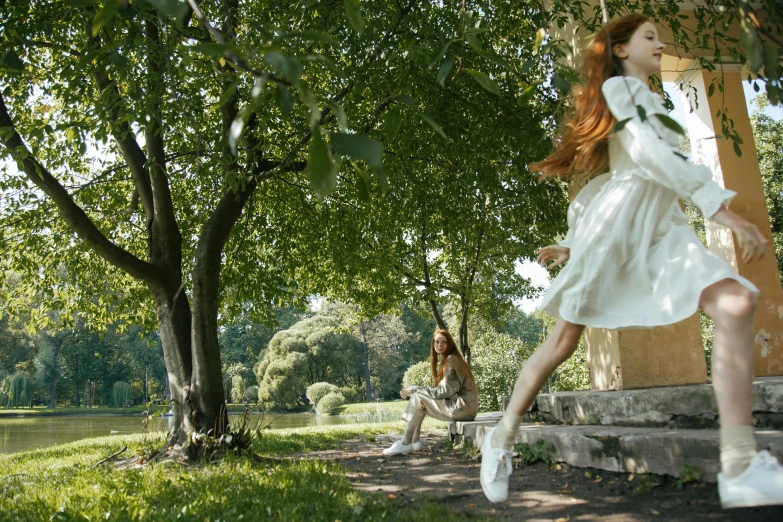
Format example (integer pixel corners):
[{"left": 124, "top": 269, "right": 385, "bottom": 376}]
[{"left": 384, "top": 329, "right": 478, "bottom": 455}]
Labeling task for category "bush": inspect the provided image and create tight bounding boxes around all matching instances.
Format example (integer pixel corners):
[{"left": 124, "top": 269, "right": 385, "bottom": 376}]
[
  {"left": 112, "top": 381, "right": 133, "bottom": 408},
  {"left": 244, "top": 385, "right": 259, "bottom": 403},
  {"left": 339, "top": 384, "right": 362, "bottom": 403},
  {"left": 315, "top": 391, "right": 345, "bottom": 415},
  {"left": 402, "top": 361, "right": 431, "bottom": 388},
  {"left": 471, "top": 330, "right": 533, "bottom": 412},
  {"left": 306, "top": 382, "right": 339, "bottom": 410}
]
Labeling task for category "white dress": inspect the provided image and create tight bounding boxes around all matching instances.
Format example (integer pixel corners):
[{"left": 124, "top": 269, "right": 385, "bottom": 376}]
[{"left": 539, "top": 75, "right": 758, "bottom": 329}]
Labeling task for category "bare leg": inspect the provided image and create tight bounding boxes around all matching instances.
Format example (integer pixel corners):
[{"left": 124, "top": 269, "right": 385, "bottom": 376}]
[
  {"left": 700, "top": 279, "right": 758, "bottom": 477},
  {"left": 492, "top": 319, "right": 585, "bottom": 449}
]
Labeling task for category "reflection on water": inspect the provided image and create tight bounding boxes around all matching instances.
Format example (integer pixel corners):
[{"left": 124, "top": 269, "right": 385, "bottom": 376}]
[{"left": 0, "top": 412, "right": 353, "bottom": 455}]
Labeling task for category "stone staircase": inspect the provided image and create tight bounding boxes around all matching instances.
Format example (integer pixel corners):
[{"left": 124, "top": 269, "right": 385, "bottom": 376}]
[{"left": 450, "top": 377, "right": 783, "bottom": 482}]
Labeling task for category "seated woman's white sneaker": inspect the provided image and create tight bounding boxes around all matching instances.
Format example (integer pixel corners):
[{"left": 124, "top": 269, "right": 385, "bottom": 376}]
[
  {"left": 383, "top": 440, "right": 414, "bottom": 456},
  {"left": 412, "top": 441, "right": 423, "bottom": 451},
  {"left": 480, "top": 426, "right": 513, "bottom": 503},
  {"left": 719, "top": 450, "right": 783, "bottom": 508}
]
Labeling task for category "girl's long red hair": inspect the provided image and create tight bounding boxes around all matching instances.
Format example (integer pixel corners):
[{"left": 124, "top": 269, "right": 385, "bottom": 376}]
[
  {"left": 531, "top": 14, "right": 651, "bottom": 181},
  {"left": 430, "top": 329, "right": 475, "bottom": 386}
]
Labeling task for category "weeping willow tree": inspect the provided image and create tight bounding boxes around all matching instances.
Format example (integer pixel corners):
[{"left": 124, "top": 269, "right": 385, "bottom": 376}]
[
  {"left": 229, "top": 376, "right": 245, "bottom": 404},
  {"left": 0, "top": 372, "right": 34, "bottom": 409},
  {"left": 112, "top": 381, "right": 133, "bottom": 407}
]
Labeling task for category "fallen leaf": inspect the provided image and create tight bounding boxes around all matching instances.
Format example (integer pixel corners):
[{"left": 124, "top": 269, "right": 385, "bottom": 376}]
[
  {"left": 466, "top": 503, "right": 477, "bottom": 508},
  {"left": 447, "top": 488, "right": 454, "bottom": 493},
  {"left": 388, "top": 494, "right": 396, "bottom": 499},
  {"left": 557, "top": 490, "right": 572, "bottom": 494},
  {"left": 554, "top": 517, "right": 570, "bottom": 522},
  {"left": 628, "top": 474, "right": 635, "bottom": 482},
  {"left": 555, "top": 463, "right": 562, "bottom": 471},
  {"left": 592, "top": 476, "right": 603, "bottom": 483},
  {"left": 649, "top": 509, "right": 660, "bottom": 516},
  {"left": 584, "top": 470, "right": 593, "bottom": 479},
  {"left": 383, "top": 473, "right": 391, "bottom": 478}
]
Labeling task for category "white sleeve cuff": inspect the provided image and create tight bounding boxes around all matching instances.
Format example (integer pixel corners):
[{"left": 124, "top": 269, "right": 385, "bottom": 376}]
[{"left": 691, "top": 181, "right": 736, "bottom": 219}]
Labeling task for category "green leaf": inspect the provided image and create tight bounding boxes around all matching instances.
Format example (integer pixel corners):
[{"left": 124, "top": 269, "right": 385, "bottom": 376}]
[
  {"left": 108, "top": 50, "right": 128, "bottom": 69},
  {"left": 465, "top": 33, "right": 482, "bottom": 51},
  {"left": 351, "top": 161, "right": 371, "bottom": 202},
  {"left": 437, "top": 56, "right": 454, "bottom": 87},
  {"left": 613, "top": 117, "right": 632, "bottom": 133},
  {"left": 343, "top": 0, "right": 365, "bottom": 34},
  {"left": 534, "top": 28, "right": 546, "bottom": 53},
  {"left": 264, "top": 51, "right": 303, "bottom": 86},
  {"left": 653, "top": 113, "right": 685, "bottom": 135},
  {"left": 275, "top": 84, "right": 294, "bottom": 119},
  {"left": 228, "top": 107, "right": 250, "bottom": 157},
  {"left": 280, "top": 31, "right": 339, "bottom": 47},
  {"left": 636, "top": 104, "right": 647, "bottom": 122},
  {"left": 3, "top": 49, "right": 24, "bottom": 72},
  {"left": 478, "top": 50, "right": 510, "bottom": 69},
  {"left": 92, "top": 0, "right": 121, "bottom": 36},
  {"left": 418, "top": 111, "right": 447, "bottom": 140},
  {"left": 708, "top": 82, "right": 715, "bottom": 97},
  {"left": 214, "top": 80, "right": 239, "bottom": 109},
  {"left": 193, "top": 42, "right": 243, "bottom": 58},
  {"left": 733, "top": 141, "right": 742, "bottom": 157},
  {"left": 331, "top": 133, "right": 384, "bottom": 172},
  {"left": 307, "top": 128, "right": 337, "bottom": 198},
  {"left": 465, "top": 69, "right": 501, "bottom": 96},
  {"left": 428, "top": 41, "right": 453, "bottom": 70},
  {"left": 741, "top": 22, "right": 763, "bottom": 72},
  {"left": 519, "top": 81, "right": 542, "bottom": 104},
  {"left": 326, "top": 100, "right": 348, "bottom": 132},
  {"left": 394, "top": 95, "right": 416, "bottom": 107},
  {"left": 556, "top": 66, "right": 581, "bottom": 85},
  {"left": 384, "top": 107, "right": 402, "bottom": 141},
  {"left": 551, "top": 72, "right": 570, "bottom": 94}
]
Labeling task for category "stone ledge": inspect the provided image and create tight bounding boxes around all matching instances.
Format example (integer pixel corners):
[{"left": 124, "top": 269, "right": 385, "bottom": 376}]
[
  {"left": 450, "top": 419, "right": 783, "bottom": 483},
  {"left": 529, "top": 376, "right": 783, "bottom": 429}
]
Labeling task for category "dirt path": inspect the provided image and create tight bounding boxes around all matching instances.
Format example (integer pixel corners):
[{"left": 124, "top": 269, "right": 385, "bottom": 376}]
[{"left": 289, "top": 429, "right": 783, "bottom": 521}]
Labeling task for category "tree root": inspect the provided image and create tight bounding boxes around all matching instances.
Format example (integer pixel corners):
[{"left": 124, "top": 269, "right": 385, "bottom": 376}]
[{"left": 93, "top": 446, "right": 127, "bottom": 468}]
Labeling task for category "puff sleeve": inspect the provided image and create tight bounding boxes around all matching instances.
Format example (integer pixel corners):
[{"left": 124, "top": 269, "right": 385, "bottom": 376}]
[{"left": 601, "top": 76, "right": 735, "bottom": 219}]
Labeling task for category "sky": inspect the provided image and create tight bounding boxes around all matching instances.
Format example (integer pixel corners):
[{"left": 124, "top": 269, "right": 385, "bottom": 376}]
[{"left": 515, "top": 80, "right": 782, "bottom": 314}]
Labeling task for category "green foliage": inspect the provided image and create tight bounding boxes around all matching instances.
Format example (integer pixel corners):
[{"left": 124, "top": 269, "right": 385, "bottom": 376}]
[
  {"left": 111, "top": 381, "right": 132, "bottom": 408},
  {"left": 402, "top": 361, "right": 431, "bottom": 389},
  {"left": 306, "top": 382, "right": 339, "bottom": 410},
  {"left": 315, "top": 391, "right": 346, "bottom": 415},
  {"left": 471, "top": 329, "right": 534, "bottom": 412},
  {"left": 0, "top": 372, "right": 33, "bottom": 408},
  {"left": 243, "top": 385, "right": 259, "bottom": 403},
  {"left": 750, "top": 96, "right": 783, "bottom": 284},
  {"left": 676, "top": 464, "right": 702, "bottom": 488},
  {"left": 230, "top": 375, "right": 246, "bottom": 404},
  {"left": 256, "top": 315, "right": 362, "bottom": 410},
  {"left": 514, "top": 440, "right": 556, "bottom": 466}
]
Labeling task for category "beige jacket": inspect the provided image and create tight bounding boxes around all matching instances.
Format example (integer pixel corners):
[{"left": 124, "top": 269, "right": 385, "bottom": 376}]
[{"left": 415, "top": 355, "right": 478, "bottom": 420}]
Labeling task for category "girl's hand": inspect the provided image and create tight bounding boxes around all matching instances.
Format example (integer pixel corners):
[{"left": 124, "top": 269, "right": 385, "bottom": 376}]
[
  {"left": 711, "top": 207, "right": 767, "bottom": 263},
  {"left": 400, "top": 387, "right": 416, "bottom": 399},
  {"left": 537, "top": 245, "right": 570, "bottom": 269}
]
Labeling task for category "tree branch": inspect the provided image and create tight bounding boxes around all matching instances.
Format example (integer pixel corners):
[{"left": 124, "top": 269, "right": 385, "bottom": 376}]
[
  {"left": 0, "top": 95, "right": 161, "bottom": 283},
  {"left": 85, "top": 23, "right": 155, "bottom": 226}
]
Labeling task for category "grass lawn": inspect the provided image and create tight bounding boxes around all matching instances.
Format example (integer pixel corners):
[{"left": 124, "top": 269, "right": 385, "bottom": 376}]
[
  {"left": 0, "top": 404, "right": 249, "bottom": 418},
  {"left": 0, "top": 419, "right": 463, "bottom": 522}
]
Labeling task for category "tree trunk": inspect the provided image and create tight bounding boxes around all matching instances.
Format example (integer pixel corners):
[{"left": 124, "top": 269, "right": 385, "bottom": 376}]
[
  {"left": 459, "top": 298, "right": 470, "bottom": 366},
  {"left": 359, "top": 322, "right": 372, "bottom": 402},
  {"left": 48, "top": 345, "right": 60, "bottom": 409},
  {"left": 428, "top": 299, "right": 447, "bottom": 331}
]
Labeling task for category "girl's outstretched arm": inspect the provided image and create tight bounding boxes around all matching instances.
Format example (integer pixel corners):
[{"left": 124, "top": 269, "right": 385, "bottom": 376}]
[{"left": 537, "top": 245, "right": 570, "bottom": 269}]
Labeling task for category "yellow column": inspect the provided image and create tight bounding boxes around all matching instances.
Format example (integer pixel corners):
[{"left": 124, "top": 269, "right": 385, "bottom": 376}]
[{"left": 681, "top": 70, "right": 783, "bottom": 376}]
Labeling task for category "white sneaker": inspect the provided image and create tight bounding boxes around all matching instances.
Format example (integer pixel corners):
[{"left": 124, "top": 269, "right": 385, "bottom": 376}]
[
  {"left": 383, "top": 440, "right": 414, "bottom": 456},
  {"left": 719, "top": 450, "right": 783, "bottom": 508},
  {"left": 480, "top": 426, "right": 513, "bottom": 503},
  {"left": 412, "top": 441, "right": 423, "bottom": 451}
]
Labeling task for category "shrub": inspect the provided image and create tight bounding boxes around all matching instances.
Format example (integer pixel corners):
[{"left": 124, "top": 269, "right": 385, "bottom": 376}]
[
  {"left": 306, "top": 382, "right": 339, "bottom": 410},
  {"left": 471, "top": 330, "right": 532, "bottom": 412},
  {"left": 339, "top": 384, "right": 362, "bottom": 404},
  {"left": 401, "top": 361, "right": 431, "bottom": 388},
  {"left": 244, "top": 385, "right": 259, "bottom": 403},
  {"left": 112, "top": 381, "right": 133, "bottom": 408},
  {"left": 315, "top": 391, "right": 345, "bottom": 415}
]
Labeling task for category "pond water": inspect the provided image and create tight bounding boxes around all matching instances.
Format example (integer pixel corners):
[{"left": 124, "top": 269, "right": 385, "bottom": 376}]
[{"left": 0, "top": 412, "right": 354, "bottom": 455}]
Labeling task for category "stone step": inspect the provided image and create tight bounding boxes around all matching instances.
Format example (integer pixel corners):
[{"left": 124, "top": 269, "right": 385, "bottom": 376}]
[
  {"left": 526, "top": 376, "right": 783, "bottom": 429},
  {"left": 450, "top": 417, "right": 783, "bottom": 482}
]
